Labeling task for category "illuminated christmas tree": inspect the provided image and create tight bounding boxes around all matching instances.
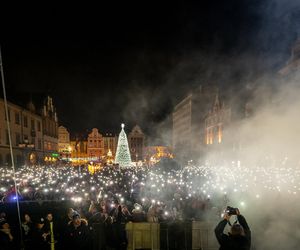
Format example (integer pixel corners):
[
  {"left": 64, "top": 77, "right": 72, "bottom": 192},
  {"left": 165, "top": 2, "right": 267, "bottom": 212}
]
[{"left": 115, "top": 123, "right": 132, "bottom": 167}]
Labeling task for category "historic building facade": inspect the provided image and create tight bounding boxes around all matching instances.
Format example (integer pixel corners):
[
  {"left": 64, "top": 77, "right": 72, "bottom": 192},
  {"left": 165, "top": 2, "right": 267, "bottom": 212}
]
[
  {"left": 204, "top": 94, "right": 231, "bottom": 146},
  {"left": 0, "top": 96, "right": 58, "bottom": 166},
  {"left": 70, "top": 133, "right": 88, "bottom": 164},
  {"left": 128, "top": 125, "right": 145, "bottom": 161},
  {"left": 58, "top": 126, "right": 71, "bottom": 158},
  {"left": 172, "top": 94, "right": 192, "bottom": 151},
  {"left": 172, "top": 85, "right": 218, "bottom": 161},
  {"left": 87, "top": 128, "right": 104, "bottom": 160},
  {"left": 42, "top": 96, "right": 59, "bottom": 161},
  {"left": 103, "top": 133, "right": 118, "bottom": 158},
  {"left": 69, "top": 131, "right": 117, "bottom": 164}
]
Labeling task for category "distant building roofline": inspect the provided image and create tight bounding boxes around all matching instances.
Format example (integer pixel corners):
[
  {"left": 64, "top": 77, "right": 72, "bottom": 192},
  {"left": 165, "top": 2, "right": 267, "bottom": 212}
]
[{"left": 174, "top": 93, "right": 193, "bottom": 110}]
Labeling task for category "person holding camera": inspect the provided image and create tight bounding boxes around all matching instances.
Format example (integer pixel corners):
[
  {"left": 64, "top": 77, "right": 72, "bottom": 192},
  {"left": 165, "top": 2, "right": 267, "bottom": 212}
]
[{"left": 214, "top": 207, "right": 251, "bottom": 250}]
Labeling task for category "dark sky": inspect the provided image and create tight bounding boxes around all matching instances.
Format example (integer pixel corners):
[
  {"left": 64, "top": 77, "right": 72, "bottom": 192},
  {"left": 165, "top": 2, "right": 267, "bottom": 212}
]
[{"left": 1, "top": 1, "right": 300, "bottom": 138}]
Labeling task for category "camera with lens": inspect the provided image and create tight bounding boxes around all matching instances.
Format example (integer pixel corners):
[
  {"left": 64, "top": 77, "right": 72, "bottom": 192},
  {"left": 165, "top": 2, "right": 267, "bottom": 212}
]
[{"left": 226, "top": 206, "right": 238, "bottom": 215}]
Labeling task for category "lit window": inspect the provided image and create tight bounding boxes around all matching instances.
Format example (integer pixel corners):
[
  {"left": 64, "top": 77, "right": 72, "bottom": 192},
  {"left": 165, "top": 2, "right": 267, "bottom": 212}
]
[{"left": 218, "top": 125, "right": 222, "bottom": 143}]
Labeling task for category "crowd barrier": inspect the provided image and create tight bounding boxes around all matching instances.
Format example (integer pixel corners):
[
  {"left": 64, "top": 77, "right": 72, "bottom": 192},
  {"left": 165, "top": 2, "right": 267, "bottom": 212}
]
[
  {"left": 192, "top": 221, "right": 219, "bottom": 250},
  {"left": 125, "top": 221, "right": 219, "bottom": 250},
  {"left": 0, "top": 200, "right": 74, "bottom": 222},
  {"left": 1, "top": 202, "right": 219, "bottom": 250},
  {"left": 126, "top": 222, "right": 160, "bottom": 250}
]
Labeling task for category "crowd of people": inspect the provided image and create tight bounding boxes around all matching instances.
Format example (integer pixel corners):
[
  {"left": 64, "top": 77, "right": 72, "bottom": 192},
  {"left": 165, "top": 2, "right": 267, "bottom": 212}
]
[
  {"left": 0, "top": 162, "right": 220, "bottom": 249},
  {"left": 0, "top": 200, "right": 252, "bottom": 250},
  {"left": 0, "top": 163, "right": 217, "bottom": 220},
  {"left": 0, "top": 200, "right": 132, "bottom": 250},
  {"left": 3, "top": 154, "right": 296, "bottom": 249},
  {"left": 0, "top": 197, "right": 214, "bottom": 250}
]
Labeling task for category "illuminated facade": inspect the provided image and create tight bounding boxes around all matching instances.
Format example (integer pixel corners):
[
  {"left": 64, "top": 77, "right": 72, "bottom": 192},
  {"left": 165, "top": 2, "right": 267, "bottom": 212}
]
[
  {"left": 70, "top": 134, "right": 88, "bottom": 161},
  {"left": 87, "top": 128, "right": 104, "bottom": 160},
  {"left": 128, "top": 125, "right": 145, "bottom": 161},
  {"left": 69, "top": 131, "right": 117, "bottom": 164},
  {"left": 204, "top": 94, "right": 231, "bottom": 146},
  {"left": 0, "top": 96, "right": 58, "bottom": 166},
  {"left": 172, "top": 85, "right": 218, "bottom": 160},
  {"left": 103, "top": 133, "right": 118, "bottom": 158},
  {"left": 144, "top": 146, "right": 173, "bottom": 164},
  {"left": 42, "top": 96, "right": 59, "bottom": 160},
  {"left": 58, "top": 126, "right": 71, "bottom": 157}
]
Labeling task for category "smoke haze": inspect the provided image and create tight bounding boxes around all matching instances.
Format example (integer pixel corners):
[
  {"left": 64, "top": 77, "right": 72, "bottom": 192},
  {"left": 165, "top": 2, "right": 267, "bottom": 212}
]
[{"left": 194, "top": 69, "right": 300, "bottom": 249}]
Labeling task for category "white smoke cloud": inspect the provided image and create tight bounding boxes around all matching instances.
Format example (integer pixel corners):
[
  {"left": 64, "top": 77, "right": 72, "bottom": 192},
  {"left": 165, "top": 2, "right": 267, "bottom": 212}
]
[{"left": 201, "top": 71, "right": 300, "bottom": 249}]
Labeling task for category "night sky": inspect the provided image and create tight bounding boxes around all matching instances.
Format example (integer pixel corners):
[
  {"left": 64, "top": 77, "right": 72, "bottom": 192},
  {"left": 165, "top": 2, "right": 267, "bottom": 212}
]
[{"left": 1, "top": 1, "right": 300, "bottom": 138}]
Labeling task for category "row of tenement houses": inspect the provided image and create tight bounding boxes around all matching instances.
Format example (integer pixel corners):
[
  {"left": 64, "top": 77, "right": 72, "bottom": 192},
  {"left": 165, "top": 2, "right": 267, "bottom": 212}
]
[
  {"left": 0, "top": 93, "right": 171, "bottom": 167},
  {"left": 58, "top": 125, "right": 146, "bottom": 164},
  {"left": 0, "top": 92, "right": 147, "bottom": 166}
]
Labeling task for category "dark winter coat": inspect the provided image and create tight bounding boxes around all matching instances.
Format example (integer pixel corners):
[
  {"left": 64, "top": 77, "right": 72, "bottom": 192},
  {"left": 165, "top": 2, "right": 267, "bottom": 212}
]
[
  {"left": 0, "top": 229, "right": 15, "bottom": 250},
  {"left": 31, "top": 227, "right": 49, "bottom": 250},
  {"left": 21, "top": 221, "right": 34, "bottom": 248},
  {"left": 89, "top": 212, "right": 107, "bottom": 250},
  {"left": 214, "top": 215, "right": 251, "bottom": 250},
  {"left": 65, "top": 220, "right": 90, "bottom": 250}
]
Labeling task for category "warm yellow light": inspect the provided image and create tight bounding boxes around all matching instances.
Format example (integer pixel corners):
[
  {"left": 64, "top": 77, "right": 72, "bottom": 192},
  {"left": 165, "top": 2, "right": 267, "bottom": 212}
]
[
  {"left": 206, "top": 130, "right": 209, "bottom": 145},
  {"left": 218, "top": 125, "right": 222, "bottom": 143},
  {"left": 209, "top": 129, "right": 213, "bottom": 144}
]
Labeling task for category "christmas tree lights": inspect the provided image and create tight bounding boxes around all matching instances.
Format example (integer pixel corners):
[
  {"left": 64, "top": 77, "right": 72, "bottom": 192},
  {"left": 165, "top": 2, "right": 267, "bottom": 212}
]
[{"left": 115, "top": 123, "right": 132, "bottom": 167}]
